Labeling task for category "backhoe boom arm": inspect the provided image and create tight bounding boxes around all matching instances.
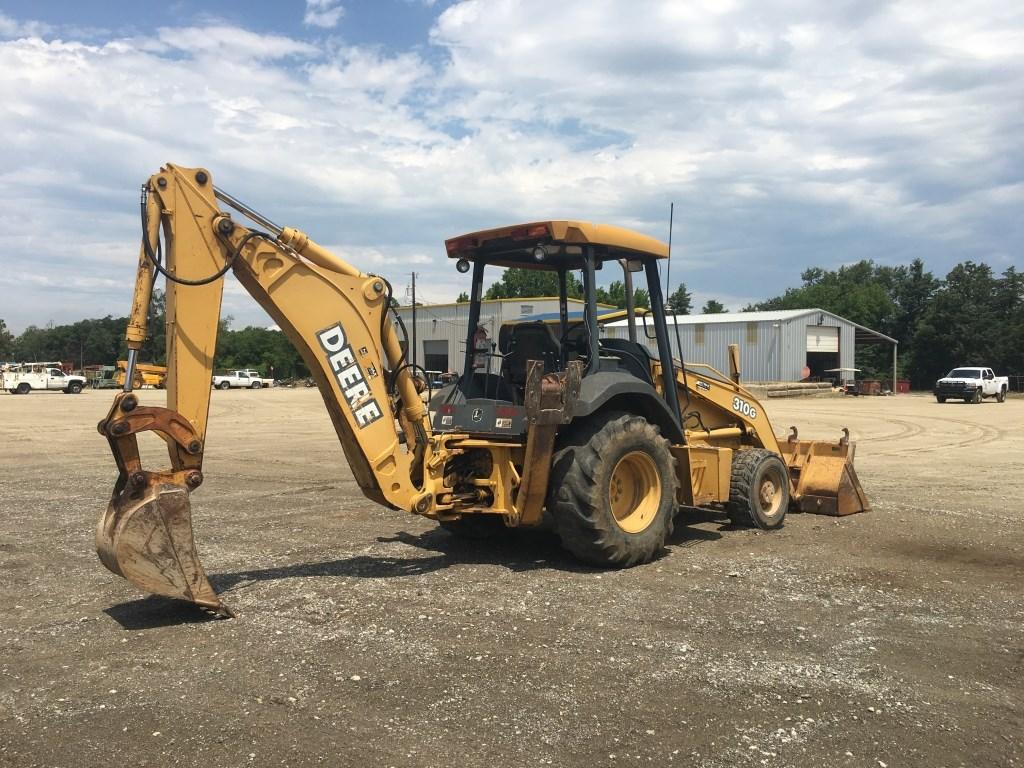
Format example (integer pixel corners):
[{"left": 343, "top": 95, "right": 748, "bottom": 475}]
[{"left": 98, "top": 164, "right": 431, "bottom": 615}]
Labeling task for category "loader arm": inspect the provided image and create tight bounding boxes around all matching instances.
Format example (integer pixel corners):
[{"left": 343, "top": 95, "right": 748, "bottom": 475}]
[
  {"left": 97, "top": 164, "right": 431, "bottom": 615},
  {"left": 667, "top": 350, "right": 869, "bottom": 517}
]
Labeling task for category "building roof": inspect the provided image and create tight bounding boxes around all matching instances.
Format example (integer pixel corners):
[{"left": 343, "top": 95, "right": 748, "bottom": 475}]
[
  {"left": 605, "top": 308, "right": 897, "bottom": 344},
  {"left": 503, "top": 307, "right": 645, "bottom": 326},
  {"left": 394, "top": 297, "right": 615, "bottom": 313},
  {"left": 604, "top": 309, "right": 813, "bottom": 326}
]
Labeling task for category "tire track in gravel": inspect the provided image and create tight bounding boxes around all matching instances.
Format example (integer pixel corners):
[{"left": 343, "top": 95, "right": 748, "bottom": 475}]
[{"left": 862, "top": 411, "right": 1006, "bottom": 457}]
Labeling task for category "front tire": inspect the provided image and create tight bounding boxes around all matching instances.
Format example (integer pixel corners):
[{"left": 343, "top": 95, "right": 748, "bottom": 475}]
[
  {"left": 67, "top": 382, "right": 83, "bottom": 394},
  {"left": 548, "top": 412, "right": 677, "bottom": 568},
  {"left": 936, "top": 396, "right": 946, "bottom": 403},
  {"left": 970, "top": 389, "right": 982, "bottom": 404},
  {"left": 726, "top": 449, "right": 790, "bottom": 530}
]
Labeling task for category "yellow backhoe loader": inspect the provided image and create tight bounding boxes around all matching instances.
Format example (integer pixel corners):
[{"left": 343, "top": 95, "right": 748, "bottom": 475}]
[{"left": 97, "top": 164, "right": 869, "bottom": 617}]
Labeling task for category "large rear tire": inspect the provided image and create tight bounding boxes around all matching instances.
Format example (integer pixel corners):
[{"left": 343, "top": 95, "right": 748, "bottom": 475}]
[
  {"left": 218, "top": 381, "right": 231, "bottom": 390},
  {"left": 548, "top": 412, "right": 677, "bottom": 568},
  {"left": 16, "top": 383, "right": 30, "bottom": 395},
  {"left": 726, "top": 449, "right": 789, "bottom": 530},
  {"left": 936, "top": 396, "right": 946, "bottom": 403},
  {"left": 997, "top": 387, "right": 1007, "bottom": 403},
  {"left": 250, "top": 381, "right": 262, "bottom": 389}
]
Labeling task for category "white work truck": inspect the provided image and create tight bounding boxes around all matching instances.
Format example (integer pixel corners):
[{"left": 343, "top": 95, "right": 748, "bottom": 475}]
[
  {"left": 2, "top": 363, "right": 87, "bottom": 394},
  {"left": 212, "top": 369, "right": 274, "bottom": 389},
  {"left": 934, "top": 367, "right": 1009, "bottom": 403}
]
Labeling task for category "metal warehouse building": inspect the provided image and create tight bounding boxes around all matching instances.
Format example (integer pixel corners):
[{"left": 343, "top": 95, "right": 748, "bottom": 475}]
[
  {"left": 604, "top": 308, "right": 897, "bottom": 383},
  {"left": 395, "top": 302, "right": 896, "bottom": 385}
]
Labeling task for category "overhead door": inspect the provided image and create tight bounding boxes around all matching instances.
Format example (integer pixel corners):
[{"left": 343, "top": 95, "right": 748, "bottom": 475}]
[
  {"left": 423, "top": 340, "right": 449, "bottom": 373},
  {"left": 806, "top": 326, "right": 839, "bottom": 353}
]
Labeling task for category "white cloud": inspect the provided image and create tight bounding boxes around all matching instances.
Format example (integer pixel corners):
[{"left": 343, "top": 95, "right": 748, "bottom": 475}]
[
  {"left": 0, "top": 12, "right": 52, "bottom": 38},
  {"left": 304, "top": 0, "right": 345, "bottom": 29},
  {"left": 0, "top": 2, "right": 1021, "bottom": 334}
]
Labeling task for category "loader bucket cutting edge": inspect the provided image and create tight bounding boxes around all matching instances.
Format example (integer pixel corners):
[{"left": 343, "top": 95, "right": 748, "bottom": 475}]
[
  {"left": 97, "top": 483, "right": 233, "bottom": 617},
  {"left": 779, "top": 440, "right": 871, "bottom": 517}
]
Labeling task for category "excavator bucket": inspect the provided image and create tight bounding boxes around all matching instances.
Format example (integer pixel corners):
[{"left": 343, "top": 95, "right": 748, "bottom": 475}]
[
  {"left": 777, "top": 429, "right": 871, "bottom": 517},
  {"left": 97, "top": 482, "right": 233, "bottom": 617}
]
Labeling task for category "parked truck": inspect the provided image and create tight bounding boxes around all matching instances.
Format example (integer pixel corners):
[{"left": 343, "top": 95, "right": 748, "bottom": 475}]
[
  {"left": 934, "top": 367, "right": 1008, "bottom": 403},
  {"left": 212, "top": 369, "right": 274, "bottom": 389},
  {"left": 2, "top": 363, "right": 87, "bottom": 394}
]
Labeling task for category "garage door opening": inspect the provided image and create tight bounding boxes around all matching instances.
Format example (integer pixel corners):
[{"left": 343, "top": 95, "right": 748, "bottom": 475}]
[
  {"left": 806, "top": 326, "right": 839, "bottom": 380},
  {"left": 423, "top": 340, "right": 449, "bottom": 373}
]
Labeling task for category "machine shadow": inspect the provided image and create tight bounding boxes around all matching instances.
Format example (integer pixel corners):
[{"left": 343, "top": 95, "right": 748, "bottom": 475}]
[
  {"left": 206, "top": 527, "right": 591, "bottom": 594},
  {"left": 104, "top": 597, "right": 225, "bottom": 629},
  {"left": 106, "top": 512, "right": 731, "bottom": 630},
  {"left": 666, "top": 506, "right": 730, "bottom": 547}
]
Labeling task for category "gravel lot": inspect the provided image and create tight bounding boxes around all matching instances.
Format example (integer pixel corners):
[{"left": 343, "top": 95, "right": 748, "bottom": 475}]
[{"left": 1, "top": 387, "right": 1022, "bottom": 768}]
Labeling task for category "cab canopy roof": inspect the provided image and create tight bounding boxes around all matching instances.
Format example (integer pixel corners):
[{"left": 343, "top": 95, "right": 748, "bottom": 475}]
[{"left": 445, "top": 220, "right": 669, "bottom": 270}]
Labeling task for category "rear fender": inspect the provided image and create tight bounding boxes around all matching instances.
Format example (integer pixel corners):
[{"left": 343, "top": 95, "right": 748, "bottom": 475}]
[{"left": 571, "top": 372, "right": 684, "bottom": 443}]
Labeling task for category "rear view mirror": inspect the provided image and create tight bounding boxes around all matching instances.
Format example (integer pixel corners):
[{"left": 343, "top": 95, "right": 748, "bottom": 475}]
[{"left": 625, "top": 259, "right": 644, "bottom": 272}]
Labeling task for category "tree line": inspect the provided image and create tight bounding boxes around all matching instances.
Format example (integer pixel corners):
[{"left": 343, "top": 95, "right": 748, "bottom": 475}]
[
  {"left": 0, "top": 291, "right": 309, "bottom": 379},
  {"left": 2, "top": 260, "right": 1020, "bottom": 387}
]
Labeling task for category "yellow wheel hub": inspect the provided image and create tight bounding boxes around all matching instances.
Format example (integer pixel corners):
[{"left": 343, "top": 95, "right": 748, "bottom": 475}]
[
  {"left": 757, "top": 471, "right": 784, "bottom": 517},
  {"left": 608, "top": 451, "right": 662, "bottom": 533}
]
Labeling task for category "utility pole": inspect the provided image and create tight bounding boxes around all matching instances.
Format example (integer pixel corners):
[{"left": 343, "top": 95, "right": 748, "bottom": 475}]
[{"left": 411, "top": 272, "right": 417, "bottom": 369}]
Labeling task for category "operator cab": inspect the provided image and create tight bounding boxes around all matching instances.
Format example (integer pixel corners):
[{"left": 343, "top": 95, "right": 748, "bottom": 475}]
[{"left": 433, "top": 220, "right": 681, "bottom": 439}]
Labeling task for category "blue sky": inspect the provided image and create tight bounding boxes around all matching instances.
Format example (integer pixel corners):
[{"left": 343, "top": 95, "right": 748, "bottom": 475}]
[{"left": 0, "top": 0, "right": 1021, "bottom": 332}]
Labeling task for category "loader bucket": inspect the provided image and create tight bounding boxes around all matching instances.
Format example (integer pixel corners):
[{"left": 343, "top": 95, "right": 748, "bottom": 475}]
[
  {"left": 97, "top": 482, "right": 233, "bottom": 617},
  {"left": 778, "top": 436, "right": 871, "bottom": 517}
]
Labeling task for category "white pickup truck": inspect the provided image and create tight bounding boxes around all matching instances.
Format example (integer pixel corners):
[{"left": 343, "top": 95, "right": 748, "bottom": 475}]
[
  {"left": 212, "top": 369, "right": 274, "bottom": 389},
  {"left": 2, "top": 363, "right": 88, "bottom": 395},
  {"left": 934, "top": 367, "right": 1008, "bottom": 404}
]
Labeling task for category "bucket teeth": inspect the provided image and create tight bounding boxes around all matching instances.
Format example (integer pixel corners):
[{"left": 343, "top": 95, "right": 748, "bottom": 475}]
[{"left": 97, "top": 482, "right": 232, "bottom": 616}]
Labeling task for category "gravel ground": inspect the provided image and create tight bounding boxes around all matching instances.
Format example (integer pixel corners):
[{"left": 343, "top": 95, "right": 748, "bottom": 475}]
[{"left": 1, "top": 387, "right": 1022, "bottom": 768}]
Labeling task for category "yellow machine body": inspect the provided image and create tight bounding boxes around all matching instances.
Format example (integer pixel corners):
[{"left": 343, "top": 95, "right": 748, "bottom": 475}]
[{"left": 96, "top": 164, "right": 868, "bottom": 617}]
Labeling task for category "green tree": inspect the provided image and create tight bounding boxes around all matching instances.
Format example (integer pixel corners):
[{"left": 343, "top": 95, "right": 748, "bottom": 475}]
[
  {"left": 484, "top": 269, "right": 583, "bottom": 300},
  {"left": 593, "top": 280, "right": 649, "bottom": 310},
  {"left": 456, "top": 291, "right": 470, "bottom": 303},
  {"left": 912, "top": 262, "right": 1005, "bottom": 385},
  {"left": 701, "top": 299, "right": 726, "bottom": 314},
  {"left": 0, "top": 319, "right": 14, "bottom": 359},
  {"left": 666, "top": 283, "right": 692, "bottom": 314},
  {"left": 215, "top": 323, "right": 307, "bottom": 378}
]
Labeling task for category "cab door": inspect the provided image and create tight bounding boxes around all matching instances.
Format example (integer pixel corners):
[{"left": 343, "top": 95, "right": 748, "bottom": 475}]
[{"left": 47, "top": 368, "right": 66, "bottom": 390}]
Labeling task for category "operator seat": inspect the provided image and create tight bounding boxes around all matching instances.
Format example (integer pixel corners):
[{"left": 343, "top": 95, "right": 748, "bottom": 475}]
[{"left": 503, "top": 322, "right": 562, "bottom": 388}]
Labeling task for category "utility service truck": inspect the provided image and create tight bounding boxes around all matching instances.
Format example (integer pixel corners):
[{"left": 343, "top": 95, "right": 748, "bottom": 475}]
[{"left": 2, "top": 363, "right": 87, "bottom": 395}]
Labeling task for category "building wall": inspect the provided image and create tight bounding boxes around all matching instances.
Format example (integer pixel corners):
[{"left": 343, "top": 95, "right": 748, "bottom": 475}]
[
  {"left": 394, "top": 298, "right": 573, "bottom": 373},
  {"left": 396, "top": 303, "right": 865, "bottom": 382},
  {"left": 605, "top": 312, "right": 858, "bottom": 382}
]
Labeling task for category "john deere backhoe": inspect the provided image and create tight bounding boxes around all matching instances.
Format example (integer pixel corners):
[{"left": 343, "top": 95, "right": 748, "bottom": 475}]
[{"left": 97, "top": 164, "right": 869, "bottom": 616}]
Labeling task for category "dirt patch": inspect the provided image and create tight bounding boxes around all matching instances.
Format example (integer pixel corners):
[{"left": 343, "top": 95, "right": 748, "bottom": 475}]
[{"left": 1, "top": 389, "right": 1022, "bottom": 767}]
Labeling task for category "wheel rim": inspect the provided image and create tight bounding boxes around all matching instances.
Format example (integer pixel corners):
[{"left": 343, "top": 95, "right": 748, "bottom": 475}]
[
  {"left": 608, "top": 451, "right": 662, "bottom": 533},
  {"left": 756, "top": 466, "right": 785, "bottom": 518}
]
